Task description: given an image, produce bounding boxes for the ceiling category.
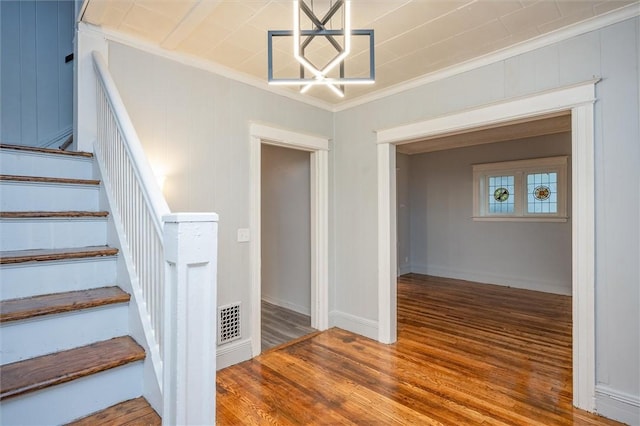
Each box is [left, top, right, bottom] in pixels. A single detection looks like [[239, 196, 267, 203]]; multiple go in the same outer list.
[[81, 0, 638, 107], [396, 112, 571, 154]]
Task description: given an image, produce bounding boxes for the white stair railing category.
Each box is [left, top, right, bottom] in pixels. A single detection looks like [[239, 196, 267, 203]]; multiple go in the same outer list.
[[93, 51, 169, 357], [92, 51, 217, 425]]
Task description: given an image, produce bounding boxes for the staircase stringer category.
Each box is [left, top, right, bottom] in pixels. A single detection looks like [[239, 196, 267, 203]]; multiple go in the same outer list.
[[95, 155, 163, 414]]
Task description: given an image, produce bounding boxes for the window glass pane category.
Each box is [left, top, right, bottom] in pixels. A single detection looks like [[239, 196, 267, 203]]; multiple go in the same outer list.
[[527, 172, 557, 214], [488, 175, 515, 214]]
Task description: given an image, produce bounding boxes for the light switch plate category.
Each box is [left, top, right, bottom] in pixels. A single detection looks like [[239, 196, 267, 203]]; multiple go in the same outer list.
[[237, 228, 250, 242]]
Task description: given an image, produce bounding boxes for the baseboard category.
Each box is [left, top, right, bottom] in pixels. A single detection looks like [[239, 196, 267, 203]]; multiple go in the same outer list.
[[410, 264, 571, 295], [595, 385, 640, 425], [261, 295, 310, 316], [216, 338, 252, 370], [398, 264, 412, 276], [329, 311, 378, 341]]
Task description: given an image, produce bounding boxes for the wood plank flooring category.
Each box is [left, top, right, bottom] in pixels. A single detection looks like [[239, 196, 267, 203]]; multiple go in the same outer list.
[[261, 301, 317, 351], [66, 397, 161, 426], [0, 143, 93, 158], [0, 246, 118, 264], [218, 274, 622, 425], [0, 336, 145, 400], [0, 211, 109, 218], [0, 286, 129, 323], [0, 174, 100, 185]]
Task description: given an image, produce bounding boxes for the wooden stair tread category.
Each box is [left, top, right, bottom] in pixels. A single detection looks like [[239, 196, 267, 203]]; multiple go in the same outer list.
[[0, 287, 130, 323], [0, 174, 100, 186], [0, 246, 118, 265], [0, 143, 93, 158], [0, 336, 145, 400], [0, 211, 109, 219], [66, 397, 161, 426]]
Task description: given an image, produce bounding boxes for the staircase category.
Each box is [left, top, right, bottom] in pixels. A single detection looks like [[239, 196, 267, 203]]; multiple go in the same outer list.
[[0, 144, 160, 425]]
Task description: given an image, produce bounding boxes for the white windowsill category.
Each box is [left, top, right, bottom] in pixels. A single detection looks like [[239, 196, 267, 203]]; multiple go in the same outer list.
[[472, 216, 569, 223]]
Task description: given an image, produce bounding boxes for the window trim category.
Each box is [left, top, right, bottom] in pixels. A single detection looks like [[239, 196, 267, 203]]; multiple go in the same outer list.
[[473, 156, 568, 222]]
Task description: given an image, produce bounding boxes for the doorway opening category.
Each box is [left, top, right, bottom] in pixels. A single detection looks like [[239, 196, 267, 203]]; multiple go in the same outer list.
[[260, 144, 316, 350], [377, 81, 597, 411], [249, 123, 330, 356], [397, 121, 572, 293]]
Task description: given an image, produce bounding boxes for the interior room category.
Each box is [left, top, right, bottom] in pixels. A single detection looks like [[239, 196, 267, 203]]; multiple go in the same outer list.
[[397, 121, 572, 296], [1, 1, 638, 425]]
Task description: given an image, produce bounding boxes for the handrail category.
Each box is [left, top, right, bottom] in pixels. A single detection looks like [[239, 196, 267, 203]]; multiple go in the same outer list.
[[92, 51, 170, 232], [91, 50, 218, 424], [92, 49, 168, 369]]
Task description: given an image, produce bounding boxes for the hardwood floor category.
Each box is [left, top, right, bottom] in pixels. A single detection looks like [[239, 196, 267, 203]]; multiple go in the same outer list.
[[1, 336, 145, 400], [218, 274, 622, 425], [67, 397, 161, 425], [261, 300, 317, 351]]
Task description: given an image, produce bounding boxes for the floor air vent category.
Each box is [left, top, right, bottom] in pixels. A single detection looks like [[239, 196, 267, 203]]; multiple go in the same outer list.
[[218, 302, 241, 344]]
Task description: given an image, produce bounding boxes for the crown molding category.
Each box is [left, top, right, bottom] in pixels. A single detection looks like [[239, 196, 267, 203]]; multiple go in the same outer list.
[[333, 2, 640, 112], [78, 23, 336, 112]]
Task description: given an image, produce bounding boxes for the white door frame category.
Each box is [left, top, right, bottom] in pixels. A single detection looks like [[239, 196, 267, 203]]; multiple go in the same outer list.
[[250, 123, 329, 356], [376, 80, 598, 412]]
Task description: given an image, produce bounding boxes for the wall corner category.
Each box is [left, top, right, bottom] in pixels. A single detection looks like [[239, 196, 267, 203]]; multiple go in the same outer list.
[[76, 24, 108, 153]]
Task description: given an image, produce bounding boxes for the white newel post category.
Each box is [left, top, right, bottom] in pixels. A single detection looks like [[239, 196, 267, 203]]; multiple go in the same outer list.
[[163, 213, 219, 426]]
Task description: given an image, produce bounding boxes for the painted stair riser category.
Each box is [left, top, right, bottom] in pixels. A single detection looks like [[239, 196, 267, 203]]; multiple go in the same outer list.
[[0, 218, 108, 251], [0, 304, 129, 364], [0, 149, 151, 423], [0, 257, 117, 300], [0, 362, 143, 426], [0, 182, 99, 211], [0, 151, 94, 180]]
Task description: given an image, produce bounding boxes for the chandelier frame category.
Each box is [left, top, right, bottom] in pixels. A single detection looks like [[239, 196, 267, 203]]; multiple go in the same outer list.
[[267, 0, 375, 96]]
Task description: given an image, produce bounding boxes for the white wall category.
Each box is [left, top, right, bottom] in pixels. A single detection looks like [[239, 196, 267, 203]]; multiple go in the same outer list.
[[407, 133, 572, 295], [333, 17, 639, 423], [101, 15, 638, 423], [396, 153, 411, 276], [1, 0, 74, 147], [106, 42, 333, 365], [261, 144, 311, 315]]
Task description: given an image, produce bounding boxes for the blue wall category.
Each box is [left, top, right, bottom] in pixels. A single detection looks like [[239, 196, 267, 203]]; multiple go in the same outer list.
[[1, 1, 74, 147]]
